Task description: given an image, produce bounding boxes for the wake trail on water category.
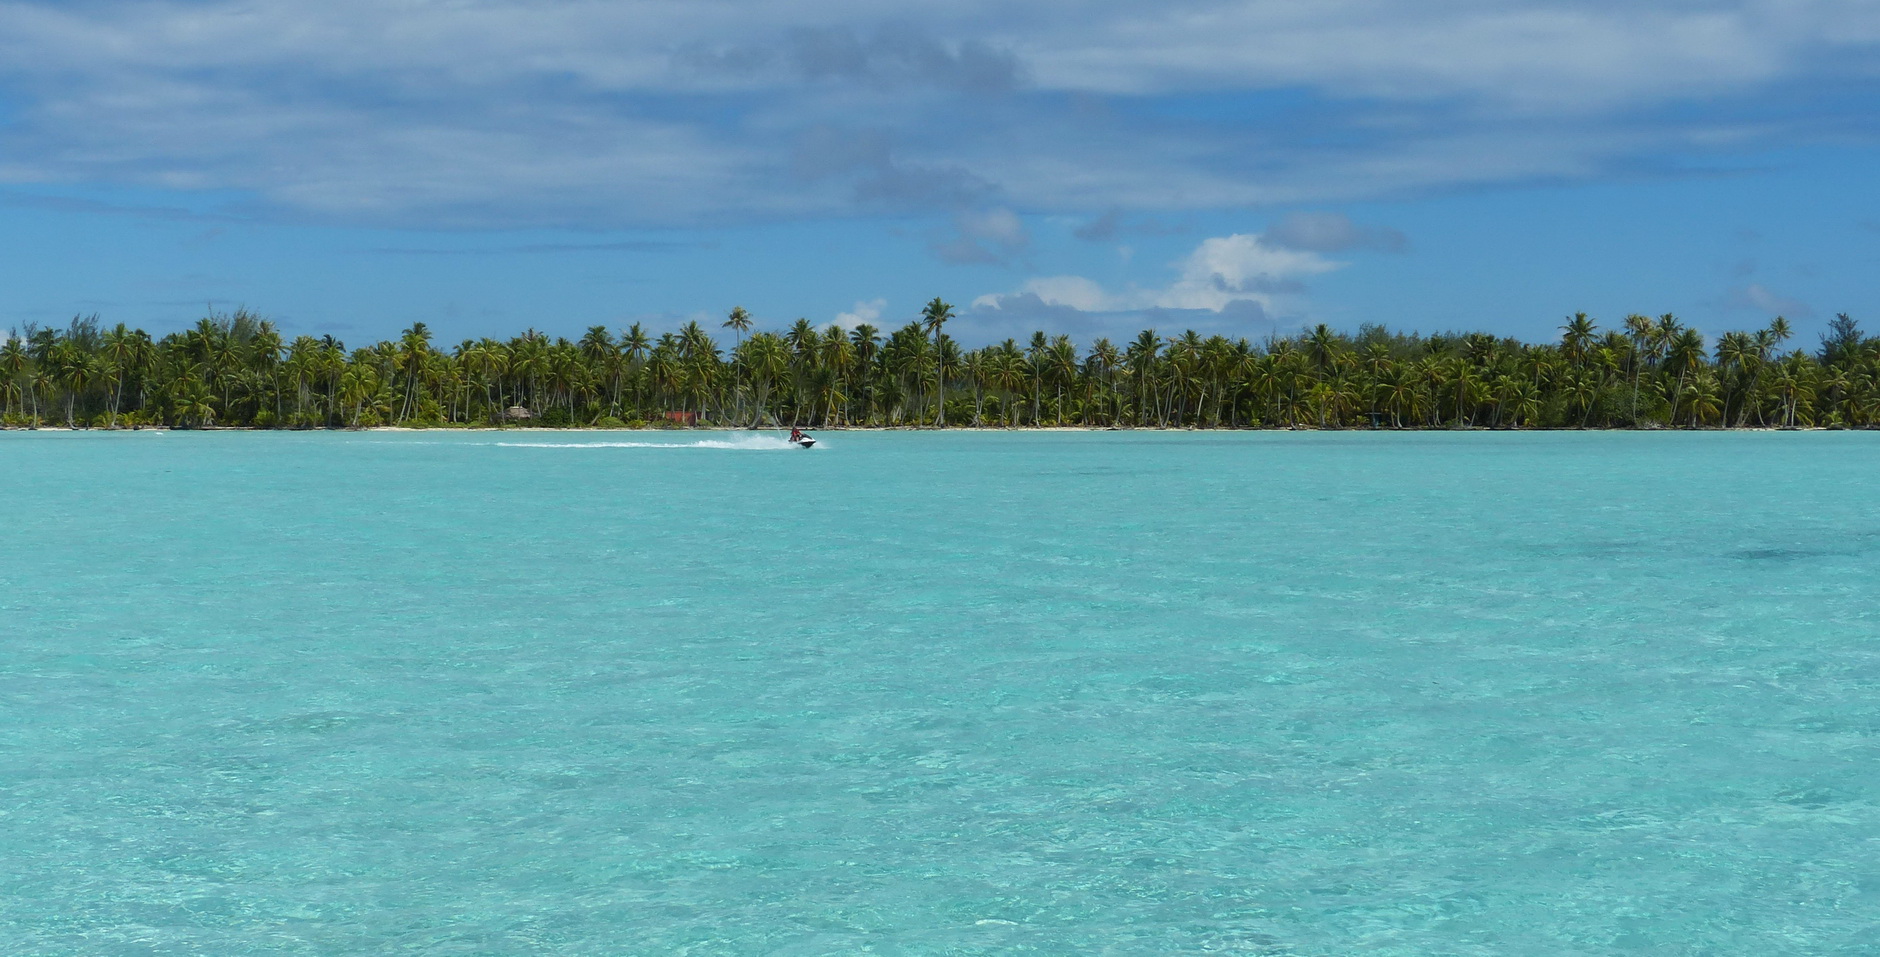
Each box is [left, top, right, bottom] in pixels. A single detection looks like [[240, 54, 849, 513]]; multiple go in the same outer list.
[[490, 434, 804, 451]]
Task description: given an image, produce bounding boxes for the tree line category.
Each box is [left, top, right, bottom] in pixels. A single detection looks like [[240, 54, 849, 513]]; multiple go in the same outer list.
[[2, 299, 1874, 430]]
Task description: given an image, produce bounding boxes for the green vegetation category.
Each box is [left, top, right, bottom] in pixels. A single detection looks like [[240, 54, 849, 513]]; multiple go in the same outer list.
[[2, 308, 1873, 430]]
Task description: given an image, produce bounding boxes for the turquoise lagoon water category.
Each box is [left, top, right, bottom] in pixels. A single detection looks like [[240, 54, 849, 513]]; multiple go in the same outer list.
[[3, 430, 1877, 955]]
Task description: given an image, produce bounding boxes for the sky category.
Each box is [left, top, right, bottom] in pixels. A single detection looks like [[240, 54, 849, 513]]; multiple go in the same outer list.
[[1, 0, 1877, 348]]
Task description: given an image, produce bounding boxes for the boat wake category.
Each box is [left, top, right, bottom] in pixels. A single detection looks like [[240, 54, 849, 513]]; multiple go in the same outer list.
[[492, 434, 804, 451]]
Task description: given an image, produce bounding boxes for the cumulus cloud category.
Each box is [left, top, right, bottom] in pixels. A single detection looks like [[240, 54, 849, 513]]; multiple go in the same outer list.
[[1007, 276, 1114, 312], [966, 232, 1339, 340], [1159, 234, 1338, 310], [959, 289, 1280, 345], [833, 297, 888, 329], [0, 0, 1875, 227]]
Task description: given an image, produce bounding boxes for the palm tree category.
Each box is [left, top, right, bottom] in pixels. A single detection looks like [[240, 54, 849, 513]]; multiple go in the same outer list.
[[1378, 354, 1414, 426], [1024, 331, 1050, 426], [1560, 312, 1596, 366], [847, 323, 881, 424], [920, 297, 956, 426], [1687, 371, 1723, 427], [711, 311, 749, 418], [1306, 324, 1340, 373], [1, 336, 29, 421], [578, 326, 621, 415], [785, 319, 818, 361], [740, 333, 787, 426], [818, 327, 855, 426], [1714, 331, 1754, 426], [175, 378, 216, 429], [963, 350, 989, 425], [1664, 327, 1706, 424], [1126, 329, 1159, 426], [619, 323, 650, 416], [99, 323, 140, 426], [1770, 357, 1812, 427], [722, 307, 752, 346], [248, 322, 284, 425], [992, 348, 1026, 427], [1768, 315, 1793, 353], [1622, 313, 1657, 424], [393, 323, 432, 423], [49, 340, 94, 427], [14, 303, 1880, 433]]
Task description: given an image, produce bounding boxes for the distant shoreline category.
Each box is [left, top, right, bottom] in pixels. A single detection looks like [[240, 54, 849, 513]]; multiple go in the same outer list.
[[6, 312, 1868, 431], [0, 424, 1837, 434]]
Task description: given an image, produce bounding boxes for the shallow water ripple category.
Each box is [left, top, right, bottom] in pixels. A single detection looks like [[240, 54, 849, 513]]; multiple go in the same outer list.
[[3, 430, 1878, 954]]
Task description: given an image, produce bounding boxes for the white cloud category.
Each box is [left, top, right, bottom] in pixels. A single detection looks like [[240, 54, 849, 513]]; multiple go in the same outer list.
[[833, 297, 887, 329], [1159, 234, 1340, 310], [977, 232, 1341, 317], [987, 276, 1112, 312], [0, 1, 1876, 226]]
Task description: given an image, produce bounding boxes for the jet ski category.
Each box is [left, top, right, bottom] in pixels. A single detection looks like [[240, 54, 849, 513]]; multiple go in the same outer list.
[[788, 431, 816, 448]]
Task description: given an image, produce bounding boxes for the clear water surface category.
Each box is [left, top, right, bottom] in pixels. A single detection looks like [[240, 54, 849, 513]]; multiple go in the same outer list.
[[3, 430, 1877, 955]]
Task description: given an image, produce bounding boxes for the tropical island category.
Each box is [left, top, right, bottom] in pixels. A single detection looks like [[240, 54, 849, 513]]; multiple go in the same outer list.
[[1, 298, 1870, 430]]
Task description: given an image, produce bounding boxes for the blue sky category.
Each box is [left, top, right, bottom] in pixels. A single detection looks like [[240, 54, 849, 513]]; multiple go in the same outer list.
[[1, 0, 1877, 347]]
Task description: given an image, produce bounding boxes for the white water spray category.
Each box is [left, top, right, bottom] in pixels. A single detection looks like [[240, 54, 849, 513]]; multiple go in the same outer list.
[[491, 433, 806, 451]]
